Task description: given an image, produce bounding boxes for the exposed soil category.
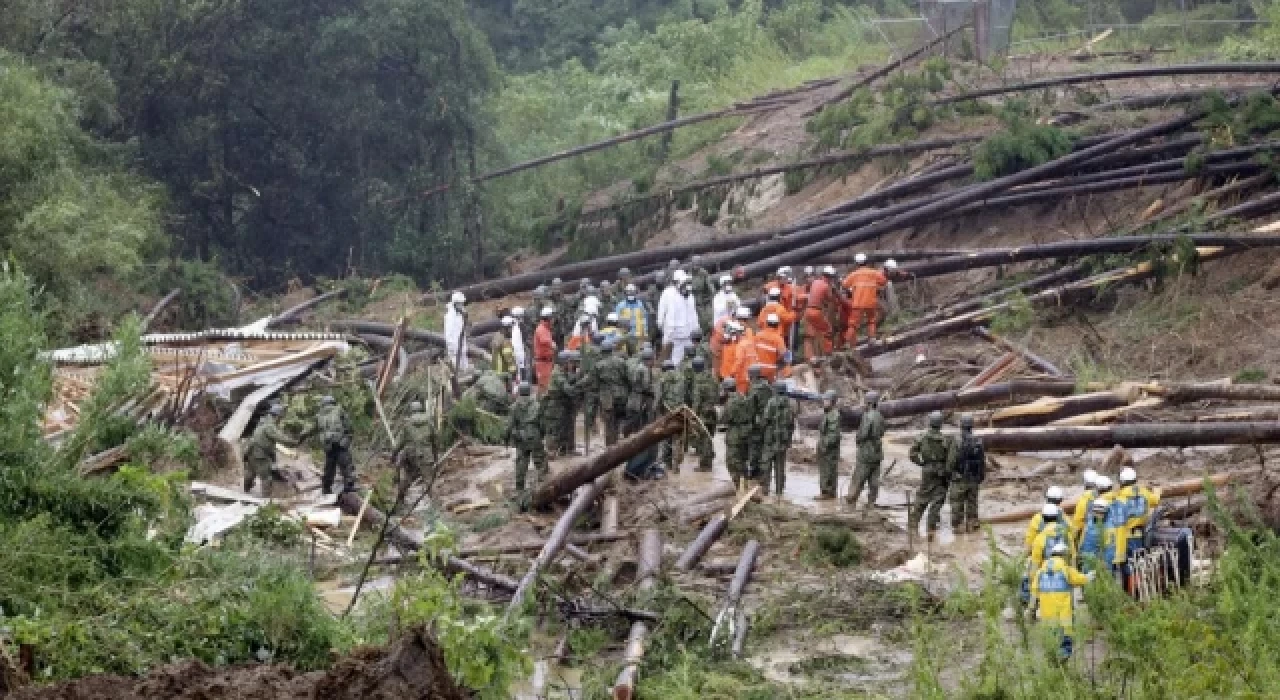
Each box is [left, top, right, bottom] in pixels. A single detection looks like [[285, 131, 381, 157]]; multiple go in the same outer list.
[[8, 628, 465, 700]]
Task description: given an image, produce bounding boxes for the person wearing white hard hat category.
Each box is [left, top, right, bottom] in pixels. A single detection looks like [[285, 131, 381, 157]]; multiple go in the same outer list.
[[757, 286, 796, 342], [443, 291, 469, 371], [755, 312, 789, 383], [1115, 466, 1160, 568], [802, 265, 839, 358], [1031, 538, 1093, 661], [1030, 503, 1075, 571], [1077, 493, 1111, 573], [510, 307, 529, 381], [712, 275, 740, 324], [1025, 485, 1067, 548], [491, 317, 518, 378], [656, 268, 685, 362], [841, 253, 889, 346], [533, 306, 557, 391], [1069, 469, 1100, 540]]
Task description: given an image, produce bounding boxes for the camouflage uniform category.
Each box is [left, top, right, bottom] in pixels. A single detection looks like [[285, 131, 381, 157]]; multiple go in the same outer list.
[[745, 378, 774, 480], [397, 410, 438, 487], [317, 403, 355, 494], [689, 371, 721, 472], [543, 365, 580, 456], [579, 342, 601, 442], [848, 407, 886, 508], [625, 356, 655, 436], [657, 366, 688, 472], [469, 371, 513, 416], [507, 394, 547, 494], [691, 268, 716, 328], [950, 432, 986, 531], [761, 392, 796, 495], [721, 390, 753, 484], [243, 414, 294, 498], [907, 426, 958, 535], [549, 292, 570, 345], [595, 349, 631, 446], [816, 406, 842, 497]]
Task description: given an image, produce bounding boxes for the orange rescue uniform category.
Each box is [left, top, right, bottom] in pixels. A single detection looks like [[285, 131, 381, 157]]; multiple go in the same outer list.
[[753, 327, 790, 382], [804, 277, 836, 358], [842, 266, 888, 344], [731, 328, 759, 394], [710, 316, 731, 377], [719, 336, 740, 383], [533, 320, 557, 391], [757, 301, 796, 339]]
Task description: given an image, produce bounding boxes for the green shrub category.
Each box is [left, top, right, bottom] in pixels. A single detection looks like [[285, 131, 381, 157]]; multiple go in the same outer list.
[[802, 525, 863, 568], [973, 116, 1072, 181]]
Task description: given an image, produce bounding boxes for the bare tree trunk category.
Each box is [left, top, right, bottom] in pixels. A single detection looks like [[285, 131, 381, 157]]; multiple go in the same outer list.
[[532, 412, 685, 508], [612, 530, 663, 700]]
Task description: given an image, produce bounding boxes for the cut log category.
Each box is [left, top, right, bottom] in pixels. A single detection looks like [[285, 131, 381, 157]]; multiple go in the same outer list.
[[972, 328, 1065, 377], [976, 421, 1280, 453], [800, 379, 1078, 430], [718, 540, 761, 658], [804, 26, 966, 115], [601, 496, 619, 536], [982, 468, 1260, 523], [932, 63, 1280, 106], [983, 390, 1135, 427], [269, 288, 349, 327], [612, 530, 663, 700], [532, 412, 686, 509], [1049, 397, 1166, 426], [320, 319, 491, 362], [335, 492, 517, 591], [963, 352, 1019, 389], [1149, 383, 1280, 403], [675, 514, 729, 572], [679, 498, 733, 526], [507, 476, 607, 619]]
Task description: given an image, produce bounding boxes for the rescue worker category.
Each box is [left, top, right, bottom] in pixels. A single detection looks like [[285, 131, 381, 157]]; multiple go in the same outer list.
[[580, 285, 601, 326], [443, 291, 469, 371], [1116, 467, 1160, 562], [656, 270, 684, 361], [491, 317, 518, 376], [595, 339, 631, 446], [657, 359, 688, 473], [565, 279, 589, 327], [688, 327, 712, 369], [950, 414, 986, 533], [543, 351, 580, 456], [718, 320, 742, 384], [841, 253, 888, 345], [534, 307, 557, 392], [730, 307, 759, 394], [243, 403, 296, 499], [815, 391, 842, 500], [709, 308, 732, 376], [625, 346, 656, 436], [646, 271, 665, 350], [579, 334, 603, 442], [745, 366, 773, 481], [1031, 541, 1094, 660], [758, 288, 797, 347], [674, 279, 700, 363], [689, 255, 716, 327], [1069, 470, 1100, 541], [848, 391, 885, 510], [754, 313, 790, 383], [548, 279, 571, 346], [712, 275, 740, 325], [599, 280, 617, 309], [510, 307, 528, 382], [566, 314, 592, 351], [1077, 498, 1112, 574], [803, 266, 839, 359], [761, 381, 796, 497], [907, 411, 957, 543], [1093, 476, 1128, 576], [600, 312, 624, 347], [720, 377, 752, 485], [1025, 486, 1067, 548], [466, 370, 513, 416], [395, 401, 438, 491], [317, 395, 355, 495], [1031, 503, 1076, 570], [688, 356, 720, 472], [615, 284, 649, 354], [506, 382, 546, 506]]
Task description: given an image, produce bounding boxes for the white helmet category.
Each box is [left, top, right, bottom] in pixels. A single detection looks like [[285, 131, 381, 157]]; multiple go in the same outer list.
[[1083, 469, 1098, 488], [511, 306, 525, 317], [540, 307, 554, 318], [451, 291, 466, 304], [804, 266, 814, 276], [1119, 467, 1137, 485], [1095, 476, 1113, 492], [719, 274, 732, 287], [822, 265, 836, 276], [606, 312, 619, 323], [673, 270, 688, 283], [735, 307, 752, 320], [767, 287, 781, 300], [500, 316, 514, 327], [625, 283, 638, 295], [885, 259, 898, 270], [1045, 486, 1065, 504], [854, 252, 867, 264], [1041, 503, 1061, 519], [777, 266, 793, 279], [726, 321, 743, 335], [1050, 541, 1069, 557], [766, 313, 780, 326]]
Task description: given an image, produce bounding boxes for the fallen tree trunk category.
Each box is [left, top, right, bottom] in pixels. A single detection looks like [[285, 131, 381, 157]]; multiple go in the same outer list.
[[893, 263, 1090, 336], [269, 288, 349, 327], [507, 476, 607, 619], [719, 540, 760, 655], [982, 468, 1261, 523], [800, 379, 1078, 430], [532, 412, 687, 509], [336, 493, 518, 591], [972, 327, 1066, 377], [981, 390, 1135, 427], [932, 63, 1280, 106], [976, 420, 1280, 452], [1128, 171, 1275, 233], [805, 26, 966, 115], [1149, 383, 1280, 403], [319, 319, 491, 362], [675, 514, 728, 572], [140, 288, 181, 332], [612, 530, 663, 700]]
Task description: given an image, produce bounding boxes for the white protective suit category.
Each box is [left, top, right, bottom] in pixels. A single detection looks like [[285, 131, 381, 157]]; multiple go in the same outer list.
[[661, 289, 698, 364], [712, 289, 741, 324], [443, 304, 469, 371], [511, 323, 526, 379]]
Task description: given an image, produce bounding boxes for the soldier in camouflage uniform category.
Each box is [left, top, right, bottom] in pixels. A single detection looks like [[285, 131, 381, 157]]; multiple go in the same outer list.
[[646, 271, 664, 350], [316, 395, 355, 495], [687, 327, 712, 369], [543, 351, 581, 456], [720, 378, 752, 485], [689, 255, 716, 329], [625, 346, 656, 436], [907, 411, 958, 542], [657, 359, 689, 473], [579, 333, 603, 445], [815, 391, 842, 499], [761, 381, 796, 496], [744, 365, 773, 481], [848, 390, 886, 511], [950, 414, 986, 533], [688, 357, 720, 472], [244, 403, 296, 499], [395, 401, 438, 491], [549, 278, 570, 345], [599, 280, 617, 310], [468, 370, 513, 416], [506, 382, 547, 506], [595, 339, 631, 446]]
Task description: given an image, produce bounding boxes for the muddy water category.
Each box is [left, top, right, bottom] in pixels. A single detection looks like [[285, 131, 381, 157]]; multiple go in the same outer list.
[[749, 633, 914, 685]]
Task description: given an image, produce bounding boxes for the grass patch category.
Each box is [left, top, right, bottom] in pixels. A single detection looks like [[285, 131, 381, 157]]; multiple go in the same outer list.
[[801, 525, 863, 568], [1234, 368, 1268, 384]]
